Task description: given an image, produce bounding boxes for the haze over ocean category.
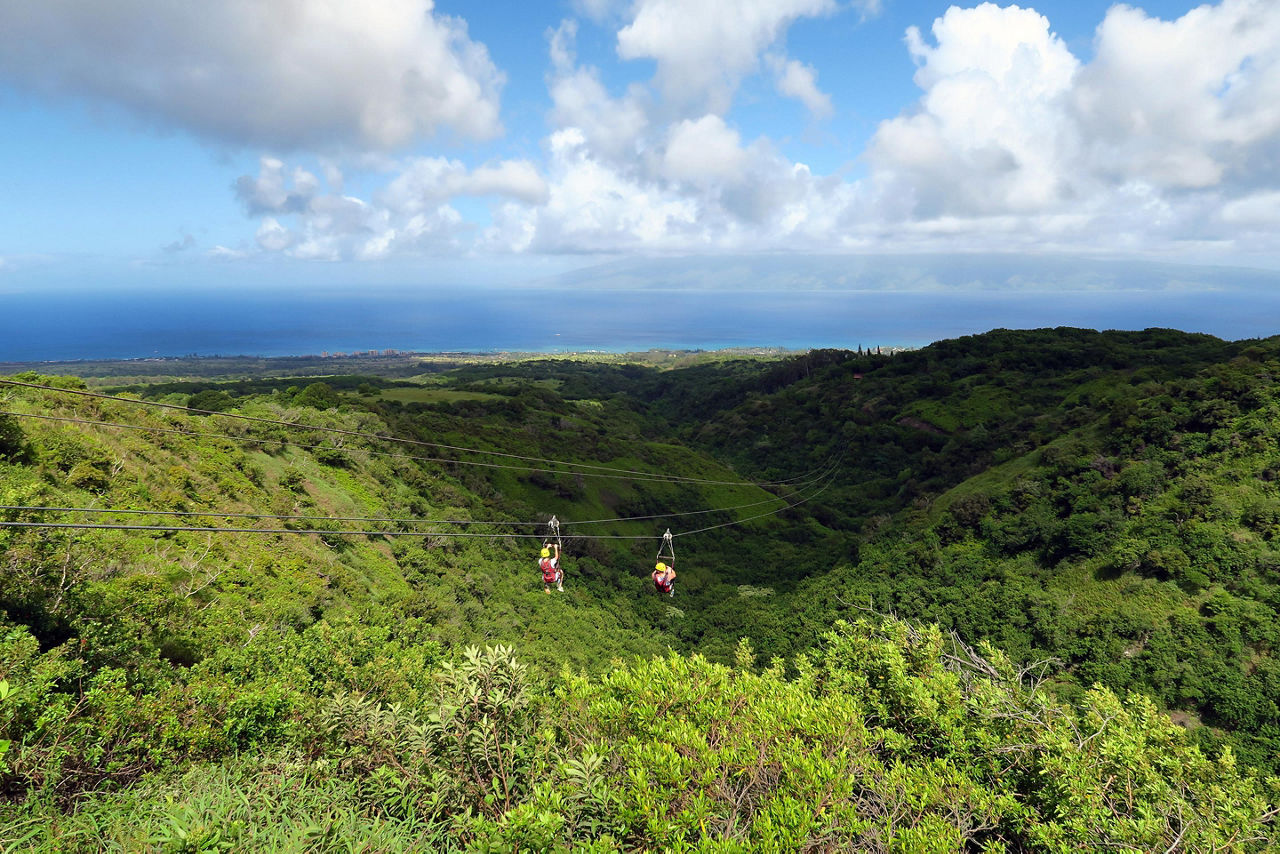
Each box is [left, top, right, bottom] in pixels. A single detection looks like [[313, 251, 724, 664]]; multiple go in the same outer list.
[[6, 286, 1280, 363]]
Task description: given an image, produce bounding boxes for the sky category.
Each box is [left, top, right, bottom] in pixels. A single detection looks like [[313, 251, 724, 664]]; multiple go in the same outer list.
[[1, 0, 1279, 293]]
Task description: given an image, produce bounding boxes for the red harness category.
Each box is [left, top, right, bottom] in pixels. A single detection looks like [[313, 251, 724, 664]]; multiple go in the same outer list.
[[540, 558, 560, 583]]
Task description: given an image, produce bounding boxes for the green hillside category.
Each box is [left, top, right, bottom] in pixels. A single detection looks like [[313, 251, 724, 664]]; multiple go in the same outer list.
[[639, 329, 1280, 773], [2, 328, 1280, 849]]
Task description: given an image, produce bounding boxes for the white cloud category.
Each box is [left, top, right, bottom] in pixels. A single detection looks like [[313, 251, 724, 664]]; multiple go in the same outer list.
[[487, 119, 863, 254], [207, 245, 249, 261], [497, 128, 700, 253], [768, 55, 833, 118], [231, 154, 546, 261], [0, 0, 504, 150], [235, 158, 321, 215], [255, 218, 294, 253], [380, 157, 549, 213], [548, 20, 651, 162], [1221, 191, 1280, 226], [514, 10, 859, 254], [210, 1, 1280, 266], [869, 3, 1081, 216], [859, 0, 1280, 262], [662, 116, 750, 184], [466, 162, 550, 204], [516, 1, 1280, 262], [617, 0, 836, 113], [1073, 0, 1280, 190]]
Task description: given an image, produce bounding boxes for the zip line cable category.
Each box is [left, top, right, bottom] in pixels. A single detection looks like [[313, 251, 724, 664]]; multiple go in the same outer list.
[[0, 522, 657, 539], [0, 409, 807, 487], [0, 377, 844, 545], [0, 506, 548, 526], [0, 468, 840, 542], [0, 461, 836, 528], [675, 470, 837, 537], [0, 379, 817, 487], [0, 409, 829, 491]]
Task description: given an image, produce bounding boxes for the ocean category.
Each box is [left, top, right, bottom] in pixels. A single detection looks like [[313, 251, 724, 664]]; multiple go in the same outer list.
[[3, 286, 1279, 362]]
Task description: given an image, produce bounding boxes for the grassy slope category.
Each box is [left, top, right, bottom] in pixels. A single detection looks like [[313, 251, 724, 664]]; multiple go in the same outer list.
[[0, 376, 719, 670]]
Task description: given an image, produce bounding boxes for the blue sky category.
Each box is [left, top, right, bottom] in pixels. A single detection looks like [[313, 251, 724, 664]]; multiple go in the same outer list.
[[1, 0, 1278, 293]]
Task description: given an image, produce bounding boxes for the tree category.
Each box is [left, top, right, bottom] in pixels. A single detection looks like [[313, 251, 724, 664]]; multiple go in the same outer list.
[[186, 389, 234, 413], [293, 382, 341, 410], [0, 413, 30, 463]]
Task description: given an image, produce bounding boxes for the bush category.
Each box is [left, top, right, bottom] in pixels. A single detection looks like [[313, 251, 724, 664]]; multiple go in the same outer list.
[[186, 389, 235, 413], [0, 414, 31, 464], [65, 461, 109, 492], [293, 383, 341, 410]]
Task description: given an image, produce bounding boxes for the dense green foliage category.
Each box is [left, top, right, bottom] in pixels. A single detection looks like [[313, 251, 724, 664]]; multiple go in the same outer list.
[[4, 327, 1280, 848], [6, 621, 1276, 851], [647, 329, 1280, 771]]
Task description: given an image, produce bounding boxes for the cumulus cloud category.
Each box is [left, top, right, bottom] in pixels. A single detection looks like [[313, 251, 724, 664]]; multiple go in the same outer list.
[[1073, 0, 1280, 190], [483, 121, 862, 255], [0, 0, 504, 150], [548, 20, 651, 162], [768, 55, 834, 118], [869, 4, 1081, 217], [255, 218, 294, 253], [515, 128, 700, 252], [508, 11, 861, 254], [231, 153, 546, 260], [217, 0, 1280, 265], [858, 0, 1280, 262], [519, 0, 1280, 261], [381, 157, 548, 212], [1221, 191, 1280, 226], [235, 158, 322, 215], [662, 116, 750, 184], [617, 0, 836, 113]]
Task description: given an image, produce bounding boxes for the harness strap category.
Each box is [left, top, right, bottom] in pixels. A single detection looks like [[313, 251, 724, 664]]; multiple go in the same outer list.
[[655, 528, 675, 564]]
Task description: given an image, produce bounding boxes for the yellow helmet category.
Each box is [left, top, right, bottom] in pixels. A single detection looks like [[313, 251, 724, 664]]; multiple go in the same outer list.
[[655, 562, 667, 572], [541, 547, 551, 558]]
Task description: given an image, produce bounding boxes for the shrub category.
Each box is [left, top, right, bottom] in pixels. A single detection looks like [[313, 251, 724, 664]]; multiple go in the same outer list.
[[0, 414, 31, 464], [186, 390, 235, 413]]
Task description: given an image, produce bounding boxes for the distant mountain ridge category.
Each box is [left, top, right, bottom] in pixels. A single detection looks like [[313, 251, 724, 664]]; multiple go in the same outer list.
[[531, 252, 1280, 292]]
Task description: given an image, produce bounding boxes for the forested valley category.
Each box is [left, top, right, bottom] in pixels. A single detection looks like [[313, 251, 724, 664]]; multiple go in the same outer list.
[[2, 327, 1278, 851]]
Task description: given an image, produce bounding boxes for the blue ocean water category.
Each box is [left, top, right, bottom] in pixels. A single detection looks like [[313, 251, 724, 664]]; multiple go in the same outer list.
[[2, 286, 1279, 362]]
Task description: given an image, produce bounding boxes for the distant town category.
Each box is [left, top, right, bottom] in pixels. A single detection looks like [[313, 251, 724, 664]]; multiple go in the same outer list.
[[317, 349, 408, 358]]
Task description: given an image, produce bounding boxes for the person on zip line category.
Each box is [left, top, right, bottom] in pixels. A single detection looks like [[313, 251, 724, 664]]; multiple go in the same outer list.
[[652, 560, 676, 597], [539, 542, 563, 594]]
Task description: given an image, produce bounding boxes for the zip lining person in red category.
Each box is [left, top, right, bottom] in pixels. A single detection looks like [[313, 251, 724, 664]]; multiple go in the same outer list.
[[539, 542, 563, 594], [652, 560, 676, 597]]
